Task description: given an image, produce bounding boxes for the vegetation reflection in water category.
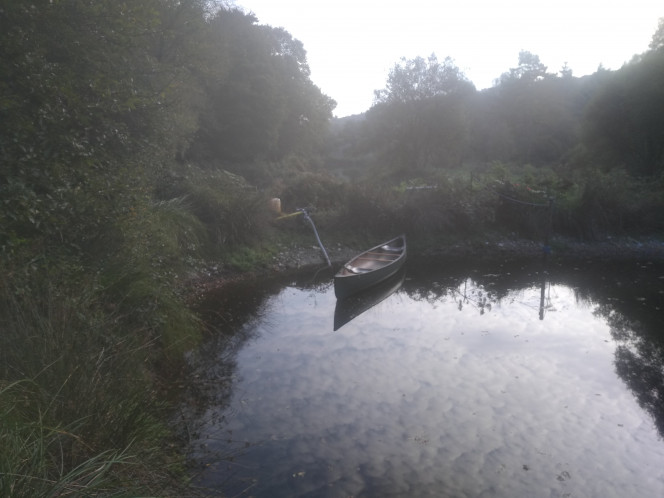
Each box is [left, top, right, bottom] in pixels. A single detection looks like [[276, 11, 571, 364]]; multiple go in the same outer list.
[[188, 257, 664, 497]]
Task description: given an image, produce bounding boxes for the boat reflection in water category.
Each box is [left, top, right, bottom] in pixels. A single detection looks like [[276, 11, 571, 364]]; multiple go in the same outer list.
[[334, 268, 405, 330]]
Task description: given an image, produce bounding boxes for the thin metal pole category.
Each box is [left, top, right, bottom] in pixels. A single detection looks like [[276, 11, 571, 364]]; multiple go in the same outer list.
[[540, 197, 554, 320], [544, 197, 554, 249], [299, 209, 331, 267]]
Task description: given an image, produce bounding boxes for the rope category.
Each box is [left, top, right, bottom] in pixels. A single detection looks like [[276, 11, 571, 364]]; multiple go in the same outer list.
[[275, 211, 304, 220], [486, 187, 555, 254], [489, 188, 551, 208]]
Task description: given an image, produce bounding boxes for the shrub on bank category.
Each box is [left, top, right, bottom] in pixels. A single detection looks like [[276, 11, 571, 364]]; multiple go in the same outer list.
[[308, 164, 663, 244], [553, 168, 664, 239]]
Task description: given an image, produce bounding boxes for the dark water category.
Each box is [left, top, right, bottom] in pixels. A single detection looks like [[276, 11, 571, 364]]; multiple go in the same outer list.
[[186, 256, 664, 497]]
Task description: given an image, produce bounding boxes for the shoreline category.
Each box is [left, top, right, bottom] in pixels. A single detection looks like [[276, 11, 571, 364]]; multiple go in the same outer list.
[[272, 235, 664, 271], [186, 235, 664, 299]]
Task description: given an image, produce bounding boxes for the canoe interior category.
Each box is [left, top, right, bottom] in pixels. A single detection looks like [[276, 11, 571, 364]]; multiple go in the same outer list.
[[334, 235, 406, 298], [337, 236, 406, 276]]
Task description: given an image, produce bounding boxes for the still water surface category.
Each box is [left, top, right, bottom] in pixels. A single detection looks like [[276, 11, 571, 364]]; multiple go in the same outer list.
[[188, 257, 664, 497]]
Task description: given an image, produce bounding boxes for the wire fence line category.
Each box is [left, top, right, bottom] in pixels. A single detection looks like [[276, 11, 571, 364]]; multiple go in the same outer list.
[[487, 187, 555, 252], [489, 188, 553, 208]]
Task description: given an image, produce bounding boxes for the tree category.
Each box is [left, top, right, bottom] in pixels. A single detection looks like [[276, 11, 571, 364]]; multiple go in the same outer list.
[[187, 9, 334, 166], [500, 50, 550, 84], [264, 26, 336, 158], [649, 17, 664, 51], [583, 49, 664, 177], [363, 54, 475, 177], [486, 51, 580, 165], [0, 0, 210, 259], [373, 54, 474, 105], [560, 62, 573, 79], [363, 55, 475, 177]]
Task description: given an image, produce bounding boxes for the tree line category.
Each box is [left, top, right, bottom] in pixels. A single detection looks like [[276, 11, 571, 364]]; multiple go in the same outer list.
[[333, 44, 664, 183], [326, 29, 664, 238]]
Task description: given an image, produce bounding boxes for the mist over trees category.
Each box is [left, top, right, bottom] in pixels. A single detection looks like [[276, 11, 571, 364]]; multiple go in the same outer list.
[[337, 45, 664, 181], [329, 36, 664, 238]]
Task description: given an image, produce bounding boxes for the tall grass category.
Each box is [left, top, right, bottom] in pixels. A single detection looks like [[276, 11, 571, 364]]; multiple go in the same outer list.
[[0, 262, 192, 494], [304, 164, 663, 244], [310, 173, 498, 242], [156, 165, 272, 250], [1, 379, 133, 496], [553, 168, 664, 239]]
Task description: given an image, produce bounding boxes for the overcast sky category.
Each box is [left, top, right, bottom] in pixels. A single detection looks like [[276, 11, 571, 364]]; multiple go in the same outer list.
[[233, 1, 662, 117]]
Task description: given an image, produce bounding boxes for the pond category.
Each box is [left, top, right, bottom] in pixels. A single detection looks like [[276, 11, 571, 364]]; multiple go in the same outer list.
[[185, 255, 664, 497]]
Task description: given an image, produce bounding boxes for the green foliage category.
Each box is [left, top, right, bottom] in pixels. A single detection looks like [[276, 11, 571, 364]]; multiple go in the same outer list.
[[335, 51, 591, 180], [364, 54, 475, 177], [649, 17, 664, 51], [225, 245, 279, 272], [319, 173, 497, 241], [279, 172, 346, 212], [374, 54, 475, 104], [157, 166, 272, 249], [2, 0, 664, 494], [0, 1, 329, 492], [0, 380, 133, 497], [113, 195, 205, 270], [584, 49, 664, 177], [0, 0, 206, 266], [365, 94, 471, 176], [187, 9, 335, 166], [328, 32, 664, 241], [335, 184, 400, 235], [554, 169, 664, 238], [499, 50, 551, 84], [0, 271, 187, 495]]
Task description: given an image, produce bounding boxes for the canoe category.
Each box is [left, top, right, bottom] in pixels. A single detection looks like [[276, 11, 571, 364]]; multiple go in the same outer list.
[[334, 268, 405, 330], [334, 235, 407, 299]]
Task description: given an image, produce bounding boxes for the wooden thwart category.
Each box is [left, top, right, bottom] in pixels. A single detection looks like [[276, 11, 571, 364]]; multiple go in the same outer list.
[[362, 252, 400, 259], [355, 256, 399, 263]]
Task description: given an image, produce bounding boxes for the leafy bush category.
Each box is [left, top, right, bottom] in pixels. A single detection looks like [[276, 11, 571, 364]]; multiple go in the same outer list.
[[554, 168, 664, 238], [157, 166, 272, 250], [0, 380, 133, 497], [279, 171, 346, 213]]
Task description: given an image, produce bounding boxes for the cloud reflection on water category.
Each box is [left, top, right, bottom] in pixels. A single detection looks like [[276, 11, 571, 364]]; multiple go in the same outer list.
[[190, 260, 664, 497]]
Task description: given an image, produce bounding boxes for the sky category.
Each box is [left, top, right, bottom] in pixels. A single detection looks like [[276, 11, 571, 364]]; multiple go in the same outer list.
[[233, 0, 663, 117]]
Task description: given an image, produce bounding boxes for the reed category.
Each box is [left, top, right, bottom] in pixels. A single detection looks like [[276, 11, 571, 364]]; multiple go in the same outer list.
[[0, 268, 190, 495], [0, 380, 132, 496]]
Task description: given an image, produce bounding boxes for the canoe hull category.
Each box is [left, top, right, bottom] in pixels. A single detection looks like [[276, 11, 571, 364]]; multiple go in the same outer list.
[[334, 235, 407, 299]]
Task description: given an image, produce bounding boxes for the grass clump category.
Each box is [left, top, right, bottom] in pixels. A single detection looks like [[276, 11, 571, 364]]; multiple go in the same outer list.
[[0, 380, 133, 497], [0, 259, 193, 495]]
